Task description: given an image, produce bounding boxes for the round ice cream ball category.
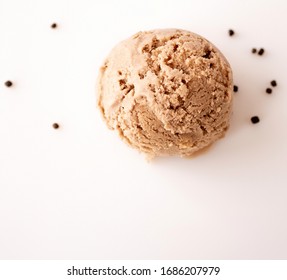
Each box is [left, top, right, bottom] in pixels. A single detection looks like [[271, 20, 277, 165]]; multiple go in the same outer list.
[[97, 29, 233, 157]]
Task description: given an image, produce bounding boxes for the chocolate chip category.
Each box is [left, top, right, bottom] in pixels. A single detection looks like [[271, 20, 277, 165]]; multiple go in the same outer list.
[[271, 80, 277, 87], [228, 29, 235, 36], [266, 88, 272, 94], [4, 80, 13, 87], [202, 50, 211, 59], [258, 48, 265, 55], [51, 23, 57, 29], [251, 116, 260, 124], [252, 48, 257, 53], [52, 123, 59, 129], [233, 85, 238, 92]]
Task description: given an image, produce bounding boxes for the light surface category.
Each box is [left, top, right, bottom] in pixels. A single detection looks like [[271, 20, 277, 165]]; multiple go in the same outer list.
[[0, 0, 286, 259]]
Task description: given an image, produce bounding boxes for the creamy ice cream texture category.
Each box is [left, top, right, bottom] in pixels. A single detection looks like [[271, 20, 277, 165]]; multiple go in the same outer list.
[[97, 29, 233, 157]]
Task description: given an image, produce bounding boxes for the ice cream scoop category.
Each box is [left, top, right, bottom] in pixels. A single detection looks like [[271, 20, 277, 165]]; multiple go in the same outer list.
[[97, 29, 233, 158]]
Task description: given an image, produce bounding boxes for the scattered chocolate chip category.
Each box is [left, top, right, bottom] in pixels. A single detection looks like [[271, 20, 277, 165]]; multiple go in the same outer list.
[[233, 85, 238, 92], [251, 116, 260, 124], [266, 88, 272, 94], [202, 50, 211, 59], [258, 48, 265, 55], [228, 29, 235, 36], [252, 48, 257, 53], [51, 23, 57, 29], [271, 80, 277, 87], [52, 123, 59, 129], [4, 80, 13, 87]]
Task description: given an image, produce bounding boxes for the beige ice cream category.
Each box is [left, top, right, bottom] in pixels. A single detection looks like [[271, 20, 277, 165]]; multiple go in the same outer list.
[[97, 29, 233, 157]]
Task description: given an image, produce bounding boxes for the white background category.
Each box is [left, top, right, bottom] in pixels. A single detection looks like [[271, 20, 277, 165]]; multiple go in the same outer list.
[[0, 0, 286, 259]]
